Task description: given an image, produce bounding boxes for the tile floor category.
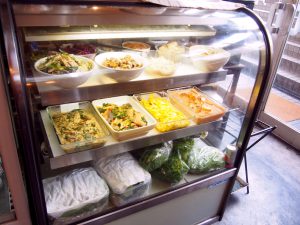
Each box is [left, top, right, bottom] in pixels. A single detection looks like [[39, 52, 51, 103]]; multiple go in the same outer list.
[[215, 131, 300, 225]]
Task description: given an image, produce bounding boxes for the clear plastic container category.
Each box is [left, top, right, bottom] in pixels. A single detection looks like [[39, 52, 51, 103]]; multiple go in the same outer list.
[[94, 153, 151, 207], [133, 91, 190, 132], [167, 86, 227, 124], [47, 101, 110, 153], [43, 168, 109, 221], [92, 96, 157, 141]]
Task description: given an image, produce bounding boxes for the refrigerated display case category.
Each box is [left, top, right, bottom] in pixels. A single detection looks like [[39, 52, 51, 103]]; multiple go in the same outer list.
[[0, 1, 272, 225]]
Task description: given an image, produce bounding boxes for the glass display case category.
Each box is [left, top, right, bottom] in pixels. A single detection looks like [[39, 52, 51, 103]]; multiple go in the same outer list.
[[0, 1, 272, 225]]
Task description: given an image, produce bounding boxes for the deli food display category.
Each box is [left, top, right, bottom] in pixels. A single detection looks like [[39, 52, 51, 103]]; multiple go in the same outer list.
[[44, 88, 227, 148], [6, 5, 271, 225]]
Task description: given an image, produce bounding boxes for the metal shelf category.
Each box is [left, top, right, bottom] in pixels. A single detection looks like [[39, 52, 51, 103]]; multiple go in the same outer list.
[[24, 25, 216, 42], [32, 67, 227, 106], [40, 110, 226, 169]]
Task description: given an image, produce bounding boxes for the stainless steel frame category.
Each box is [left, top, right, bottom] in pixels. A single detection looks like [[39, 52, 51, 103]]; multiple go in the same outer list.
[[0, 1, 48, 224], [1, 1, 273, 225], [259, 2, 300, 150]]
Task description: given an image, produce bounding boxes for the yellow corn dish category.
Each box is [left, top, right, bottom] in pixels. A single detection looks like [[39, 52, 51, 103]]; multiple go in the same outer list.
[[139, 94, 190, 132]]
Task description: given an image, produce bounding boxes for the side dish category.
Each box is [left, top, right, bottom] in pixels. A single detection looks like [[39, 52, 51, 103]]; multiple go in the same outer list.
[[37, 52, 93, 75], [138, 93, 190, 132], [60, 43, 97, 55], [102, 55, 143, 70], [52, 109, 106, 145], [167, 87, 227, 124], [189, 45, 230, 72], [98, 103, 148, 131], [122, 41, 151, 52], [157, 41, 185, 62], [145, 57, 176, 76]]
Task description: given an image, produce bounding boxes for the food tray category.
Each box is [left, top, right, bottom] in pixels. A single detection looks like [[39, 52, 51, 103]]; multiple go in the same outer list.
[[133, 91, 190, 132], [167, 86, 227, 124], [92, 96, 156, 141], [46, 101, 109, 153]]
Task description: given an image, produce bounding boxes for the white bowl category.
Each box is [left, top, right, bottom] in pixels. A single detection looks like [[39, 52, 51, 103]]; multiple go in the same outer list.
[[189, 45, 230, 72], [34, 56, 94, 89], [94, 52, 146, 82]]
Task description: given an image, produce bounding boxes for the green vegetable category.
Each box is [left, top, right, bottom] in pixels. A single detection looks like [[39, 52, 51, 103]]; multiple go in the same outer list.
[[38, 52, 92, 75], [173, 137, 194, 164], [188, 146, 225, 174], [154, 148, 189, 183], [139, 142, 172, 172]]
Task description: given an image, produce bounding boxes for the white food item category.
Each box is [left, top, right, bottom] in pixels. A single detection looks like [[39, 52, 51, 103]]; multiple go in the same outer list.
[[43, 168, 109, 219], [145, 57, 176, 76], [157, 41, 185, 62], [94, 152, 151, 195]]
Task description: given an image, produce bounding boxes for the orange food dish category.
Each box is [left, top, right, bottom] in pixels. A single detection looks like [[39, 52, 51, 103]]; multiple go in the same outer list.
[[167, 87, 227, 124], [122, 41, 150, 52]]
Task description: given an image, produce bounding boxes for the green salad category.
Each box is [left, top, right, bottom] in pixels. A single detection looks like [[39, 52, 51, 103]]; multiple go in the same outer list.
[[173, 137, 194, 164], [37, 52, 93, 75], [154, 148, 189, 183], [139, 142, 172, 172]]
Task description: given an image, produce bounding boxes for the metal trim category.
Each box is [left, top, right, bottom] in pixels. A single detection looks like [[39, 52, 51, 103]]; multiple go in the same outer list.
[[195, 216, 220, 225], [0, 1, 49, 224], [37, 70, 226, 106], [218, 7, 273, 219]]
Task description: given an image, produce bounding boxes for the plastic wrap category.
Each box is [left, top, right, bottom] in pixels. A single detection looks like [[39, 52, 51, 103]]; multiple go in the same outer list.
[[139, 141, 172, 172], [94, 153, 151, 206], [43, 167, 109, 221], [188, 146, 225, 174], [173, 137, 194, 164], [155, 148, 189, 183]]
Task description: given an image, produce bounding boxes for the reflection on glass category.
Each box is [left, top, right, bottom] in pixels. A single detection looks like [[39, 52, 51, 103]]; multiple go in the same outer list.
[[0, 158, 15, 223]]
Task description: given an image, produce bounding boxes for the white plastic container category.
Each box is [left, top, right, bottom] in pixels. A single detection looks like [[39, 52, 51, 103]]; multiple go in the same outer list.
[[92, 96, 157, 141]]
